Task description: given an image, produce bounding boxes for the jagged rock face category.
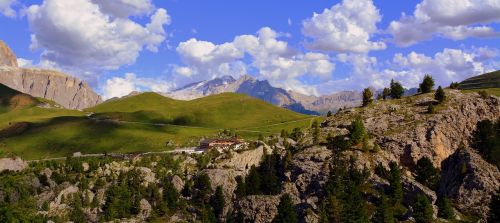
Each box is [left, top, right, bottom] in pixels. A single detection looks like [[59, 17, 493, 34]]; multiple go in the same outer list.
[[236, 195, 281, 223], [289, 90, 362, 114], [0, 41, 17, 67], [0, 66, 102, 110], [0, 157, 28, 172], [439, 148, 500, 219]]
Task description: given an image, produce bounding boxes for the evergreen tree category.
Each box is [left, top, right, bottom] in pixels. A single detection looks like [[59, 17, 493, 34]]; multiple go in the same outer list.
[[245, 165, 261, 195], [272, 194, 298, 223], [437, 197, 454, 220], [415, 157, 440, 190], [259, 154, 281, 195], [163, 179, 179, 210], [362, 88, 374, 106], [419, 75, 435, 93], [312, 120, 320, 145], [413, 195, 433, 223], [210, 186, 225, 218], [427, 104, 435, 114], [388, 162, 403, 205], [349, 118, 366, 145], [488, 188, 500, 223], [449, 82, 459, 89], [194, 173, 213, 204], [435, 86, 445, 103], [382, 88, 391, 100], [234, 176, 246, 198], [374, 194, 395, 223], [70, 194, 85, 223], [390, 80, 404, 99], [327, 111, 333, 117], [201, 205, 217, 223]]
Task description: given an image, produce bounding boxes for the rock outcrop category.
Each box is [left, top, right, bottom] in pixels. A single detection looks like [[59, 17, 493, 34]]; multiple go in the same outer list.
[[0, 41, 102, 110], [0, 157, 28, 172], [439, 148, 500, 219], [0, 40, 17, 67]]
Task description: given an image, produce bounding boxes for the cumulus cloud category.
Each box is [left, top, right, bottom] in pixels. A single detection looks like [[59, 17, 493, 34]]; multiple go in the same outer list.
[[175, 27, 335, 95], [389, 0, 500, 46], [320, 47, 498, 93], [102, 73, 173, 99], [0, 0, 16, 17], [26, 0, 170, 75], [301, 0, 386, 53]]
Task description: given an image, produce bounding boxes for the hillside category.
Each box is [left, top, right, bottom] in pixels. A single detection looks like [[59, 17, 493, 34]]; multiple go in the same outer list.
[[89, 92, 309, 129], [459, 70, 500, 89], [0, 92, 317, 159], [0, 83, 39, 112]]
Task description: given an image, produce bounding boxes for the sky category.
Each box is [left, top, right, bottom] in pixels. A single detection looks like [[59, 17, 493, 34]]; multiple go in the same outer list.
[[1, 0, 500, 99]]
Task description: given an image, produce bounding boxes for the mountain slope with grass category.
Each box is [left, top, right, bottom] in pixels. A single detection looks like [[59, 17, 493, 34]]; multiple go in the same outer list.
[[0, 92, 317, 159]]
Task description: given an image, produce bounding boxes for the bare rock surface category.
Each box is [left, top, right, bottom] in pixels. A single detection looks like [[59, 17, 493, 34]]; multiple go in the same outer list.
[[0, 41, 102, 110], [0, 40, 17, 67], [439, 148, 500, 219], [236, 195, 280, 223], [0, 157, 27, 172]]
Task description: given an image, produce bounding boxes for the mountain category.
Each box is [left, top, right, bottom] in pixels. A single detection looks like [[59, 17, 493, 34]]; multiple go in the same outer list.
[[0, 40, 102, 110], [459, 70, 500, 89], [165, 75, 363, 115], [0, 83, 39, 112]]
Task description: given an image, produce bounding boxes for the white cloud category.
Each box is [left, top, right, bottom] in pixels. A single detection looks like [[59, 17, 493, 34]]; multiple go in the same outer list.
[[175, 27, 335, 95], [26, 0, 170, 75], [91, 0, 154, 18], [301, 0, 386, 53], [0, 0, 16, 18], [389, 0, 500, 46], [102, 73, 173, 99]]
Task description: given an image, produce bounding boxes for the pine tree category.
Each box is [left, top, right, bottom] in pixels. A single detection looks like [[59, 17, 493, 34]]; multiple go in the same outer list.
[[194, 173, 213, 204], [349, 118, 366, 145], [245, 165, 261, 195], [438, 197, 454, 220], [327, 111, 333, 117], [413, 195, 433, 223], [210, 186, 225, 218], [163, 179, 179, 210], [419, 75, 435, 93], [382, 88, 391, 100], [312, 120, 320, 145], [362, 88, 374, 106], [488, 188, 500, 223], [415, 157, 440, 190], [388, 162, 403, 205], [390, 80, 404, 99], [374, 194, 395, 223], [435, 86, 445, 103], [234, 176, 246, 198], [272, 194, 298, 223]]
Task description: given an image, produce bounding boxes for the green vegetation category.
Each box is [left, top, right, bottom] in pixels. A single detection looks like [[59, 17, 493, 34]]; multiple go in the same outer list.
[[415, 157, 440, 190], [273, 194, 298, 223], [236, 152, 284, 196], [461, 88, 500, 97], [438, 197, 455, 220], [472, 118, 500, 168], [419, 75, 435, 93], [413, 195, 434, 223], [435, 86, 445, 103], [459, 70, 500, 90], [362, 88, 373, 106], [382, 88, 391, 100], [0, 92, 319, 159], [390, 80, 404, 99], [449, 82, 460, 89]]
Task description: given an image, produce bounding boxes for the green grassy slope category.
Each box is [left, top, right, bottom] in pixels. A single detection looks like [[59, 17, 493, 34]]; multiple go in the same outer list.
[[459, 70, 500, 89], [0, 92, 318, 159], [88, 92, 309, 128]]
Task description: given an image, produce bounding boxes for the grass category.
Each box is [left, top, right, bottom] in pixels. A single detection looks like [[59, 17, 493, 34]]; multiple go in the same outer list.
[[0, 92, 317, 159], [459, 70, 500, 89], [461, 88, 500, 97]]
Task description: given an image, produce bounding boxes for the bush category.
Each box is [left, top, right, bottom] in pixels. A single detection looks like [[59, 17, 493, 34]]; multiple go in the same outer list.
[[326, 111, 333, 117], [362, 88, 373, 106], [434, 86, 445, 103], [382, 88, 391, 100], [390, 80, 404, 99], [427, 104, 435, 114], [349, 118, 366, 145], [419, 75, 435, 93], [438, 197, 455, 220], [479, 90, 490, 99]]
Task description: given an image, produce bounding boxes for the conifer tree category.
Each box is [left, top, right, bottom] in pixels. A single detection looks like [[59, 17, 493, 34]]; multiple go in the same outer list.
[[349, 118, 366, 144], [210, 186, 225, 219], [435, 86, 445, 103], [413, 195, 433, 223], [419, 75, 435, 93], [312, 120, 320, 145], [382, 88, 391, 100], [388, 162, 403, 205], [374, 194, 395, 223], [362, 88, 374, 106], [438, 197, 454, 220], [390, 80, 404, 99], [272, 194, 298, 223], [415, 157, 440, 190], [327, 110, 333, 117]]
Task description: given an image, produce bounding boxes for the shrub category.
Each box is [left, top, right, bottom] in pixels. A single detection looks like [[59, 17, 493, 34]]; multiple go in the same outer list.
[[438, 197, 455, 220], [349, 118, 366, 145], [479, 90, 490, 99], [427, 104, 435, 114], [326, 111, 333, 117], [415, 157, 440, 190], [382, 88, 391, 100], [273, 194, 298, 223], [390, 80, 404, 99], [362, 88, 373, 106], [434, 86, 445, 103], [419, 75, 435, 93], [449, 82, 459, 89], [413, 195, 434, 223]]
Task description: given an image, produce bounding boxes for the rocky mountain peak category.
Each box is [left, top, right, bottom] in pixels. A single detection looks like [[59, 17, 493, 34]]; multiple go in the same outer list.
[[0, 40, 17, 67], [0, 40, 102, 110]]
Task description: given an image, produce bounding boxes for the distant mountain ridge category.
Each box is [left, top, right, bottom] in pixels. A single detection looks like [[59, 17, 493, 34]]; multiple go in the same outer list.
[[164, 75, 364, 114], [0, 40, 102, 110]]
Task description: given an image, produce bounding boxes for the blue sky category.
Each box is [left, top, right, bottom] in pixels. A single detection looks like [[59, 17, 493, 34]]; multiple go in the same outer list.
[[1, 0, 499, 98]]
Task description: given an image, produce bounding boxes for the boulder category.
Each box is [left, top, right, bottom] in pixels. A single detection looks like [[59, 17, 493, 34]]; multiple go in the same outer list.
[[236, 195, 280, 223], [0, 157, 27, 172]]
